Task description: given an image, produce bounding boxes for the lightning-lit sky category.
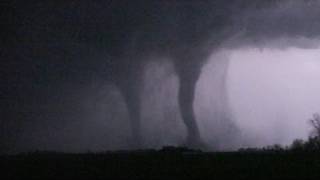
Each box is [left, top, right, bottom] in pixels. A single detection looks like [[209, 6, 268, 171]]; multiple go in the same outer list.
[[201, 47, 320, 147]]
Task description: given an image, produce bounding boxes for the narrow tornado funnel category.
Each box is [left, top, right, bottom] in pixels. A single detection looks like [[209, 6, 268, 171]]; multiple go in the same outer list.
[[174, 52, 205, 147]]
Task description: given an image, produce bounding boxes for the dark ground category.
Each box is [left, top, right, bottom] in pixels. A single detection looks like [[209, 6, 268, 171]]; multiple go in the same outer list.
[[1, 148, 320, 179]]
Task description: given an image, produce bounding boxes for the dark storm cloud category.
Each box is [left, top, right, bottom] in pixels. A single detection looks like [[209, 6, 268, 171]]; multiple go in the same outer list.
[[221, 0, 320, 49]]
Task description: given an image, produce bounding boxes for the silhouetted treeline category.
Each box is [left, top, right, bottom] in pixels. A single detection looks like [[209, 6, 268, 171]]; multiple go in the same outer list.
[[239, 113, 320, 153], [238, 137, 320, 153]]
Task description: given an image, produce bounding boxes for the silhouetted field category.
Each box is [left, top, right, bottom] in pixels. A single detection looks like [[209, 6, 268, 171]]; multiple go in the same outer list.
[[1, 148, 320, 179]]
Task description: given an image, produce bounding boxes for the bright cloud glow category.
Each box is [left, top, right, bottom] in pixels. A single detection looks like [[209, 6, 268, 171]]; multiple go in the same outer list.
[[228, 48, 320, 146]]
